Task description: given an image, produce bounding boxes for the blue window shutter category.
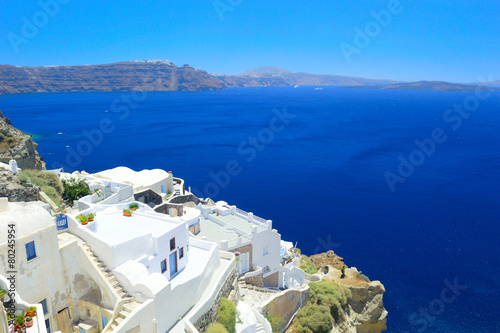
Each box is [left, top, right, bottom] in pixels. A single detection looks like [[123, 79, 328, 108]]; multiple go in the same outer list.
[[26, 241, 37, 261]]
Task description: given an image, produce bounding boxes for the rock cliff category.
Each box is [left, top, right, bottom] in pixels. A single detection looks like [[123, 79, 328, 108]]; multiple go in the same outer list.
[[0, 110, 45, 170], [0, 170, 40, 202], [286, 251, 387, 333], [320, 265, 387, 333]]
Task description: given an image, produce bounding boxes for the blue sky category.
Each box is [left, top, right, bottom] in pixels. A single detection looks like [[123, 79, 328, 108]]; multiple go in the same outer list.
[[0, 0, 498, 82]]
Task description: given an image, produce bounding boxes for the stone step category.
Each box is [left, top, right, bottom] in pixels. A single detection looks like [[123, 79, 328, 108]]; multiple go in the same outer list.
[[118, 312, 128, 319], [122, 307, 133, 313], [107, 275, 117, 283]]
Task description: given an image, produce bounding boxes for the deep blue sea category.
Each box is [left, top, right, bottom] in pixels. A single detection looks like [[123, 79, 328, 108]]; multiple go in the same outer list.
[[1, 87, 499, 332]]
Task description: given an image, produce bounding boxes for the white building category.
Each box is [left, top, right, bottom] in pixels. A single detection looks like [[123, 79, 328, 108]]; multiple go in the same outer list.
[[93, 167, 185, 202], [1, 180, 238, 333], [0, 198, 116, 333], [194, 201, 304, 289]]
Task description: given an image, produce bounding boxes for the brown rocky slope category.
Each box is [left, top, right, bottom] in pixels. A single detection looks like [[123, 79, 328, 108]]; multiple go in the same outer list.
[[0, 110, 45, 170]]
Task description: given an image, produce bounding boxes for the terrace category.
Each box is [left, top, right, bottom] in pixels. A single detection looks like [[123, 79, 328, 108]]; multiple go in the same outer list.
[[196, 205, 271, 250]]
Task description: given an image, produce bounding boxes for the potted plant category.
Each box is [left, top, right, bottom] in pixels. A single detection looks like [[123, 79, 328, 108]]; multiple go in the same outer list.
[[87, 212, 96, 222], [77, 214, 88, 225], [25, 306, 37, 317], [129, 203, 139, 211], [25, 316, 33, 328], [14, 314, 24, 331], [123, 209, 132, 217]]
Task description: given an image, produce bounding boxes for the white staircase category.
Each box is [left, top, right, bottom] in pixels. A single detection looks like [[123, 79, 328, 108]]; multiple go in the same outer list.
[[81, 244, 140, 331], [256, 322, 266, 333]]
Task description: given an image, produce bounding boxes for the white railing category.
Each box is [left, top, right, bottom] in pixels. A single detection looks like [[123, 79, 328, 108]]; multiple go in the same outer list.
[[235, 207, 248, 217], [244, 266, 262, 279]]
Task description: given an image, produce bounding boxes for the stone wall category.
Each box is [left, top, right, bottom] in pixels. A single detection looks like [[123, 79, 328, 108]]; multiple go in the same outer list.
[[0, 170, 39, 202], [154, 202, 183, 216], [134, 189, 162, 207], [262, 287, 310, 332], [263, 271, 279, 288], [168, 193, 203, 206], [194, 268, 239, 332], [245, 273, 264, 288]]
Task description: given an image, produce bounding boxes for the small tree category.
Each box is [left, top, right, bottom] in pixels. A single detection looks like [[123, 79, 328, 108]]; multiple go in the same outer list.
[[62, 177, 91, 205]]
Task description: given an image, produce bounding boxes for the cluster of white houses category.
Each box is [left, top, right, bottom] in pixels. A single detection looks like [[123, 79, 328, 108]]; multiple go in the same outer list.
[[0, 166, 305, 333]]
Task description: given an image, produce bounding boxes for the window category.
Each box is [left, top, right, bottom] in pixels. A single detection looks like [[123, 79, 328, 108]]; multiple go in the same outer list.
[[179, 247, 184, 259], [41, 298, 48, 314], [263, 246, 269, 256], [170, 238, 176, 251], [26, 241, 37, 261], [161, 259, 167, 273], [45, 318, 51, 333]]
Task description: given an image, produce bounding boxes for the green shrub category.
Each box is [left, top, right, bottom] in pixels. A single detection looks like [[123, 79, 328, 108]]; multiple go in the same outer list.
[[17, 172, 29, 182], [41, 186, 62, 209], [18, 170, 64, 207], [206, 323, 228, 333], [19, 170, 64, 194], [6, 132, 13, 137], [309, 281, 352, 322], [0, 133, 4, 142], [299, 255, 318, 274], [62, 177, 91, 205], [7, 137, 15, 144], [264, 312, 285, 332], [216, 298, 236, 333], [295, 304, 333, 333]]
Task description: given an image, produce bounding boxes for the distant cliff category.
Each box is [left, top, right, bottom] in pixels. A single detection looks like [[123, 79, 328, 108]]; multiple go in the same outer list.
[[0, 110, 45, 170], [0, 62, 395, 95], [0, 60, 224, 94], [344, 80, 499, 92]]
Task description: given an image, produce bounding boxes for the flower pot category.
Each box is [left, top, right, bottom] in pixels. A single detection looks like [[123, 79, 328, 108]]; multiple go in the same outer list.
[[82, 221, 88, 225], [26, 319, 33, 328], [88, 218, 94, 222], [123, 212, 132, 217], [130, 208, 137, 211]]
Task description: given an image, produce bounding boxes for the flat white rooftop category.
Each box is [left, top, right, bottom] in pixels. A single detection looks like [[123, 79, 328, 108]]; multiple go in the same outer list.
[[170, 243, 212, 289], [197, 213, 266, 242], [86, 206, 180, 245]]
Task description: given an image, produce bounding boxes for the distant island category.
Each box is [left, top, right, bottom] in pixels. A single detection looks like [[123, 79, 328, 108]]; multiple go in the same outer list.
[[0, 61, 497, 95], [0, 61, 395, 95], [343, 80, 499, 92]]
